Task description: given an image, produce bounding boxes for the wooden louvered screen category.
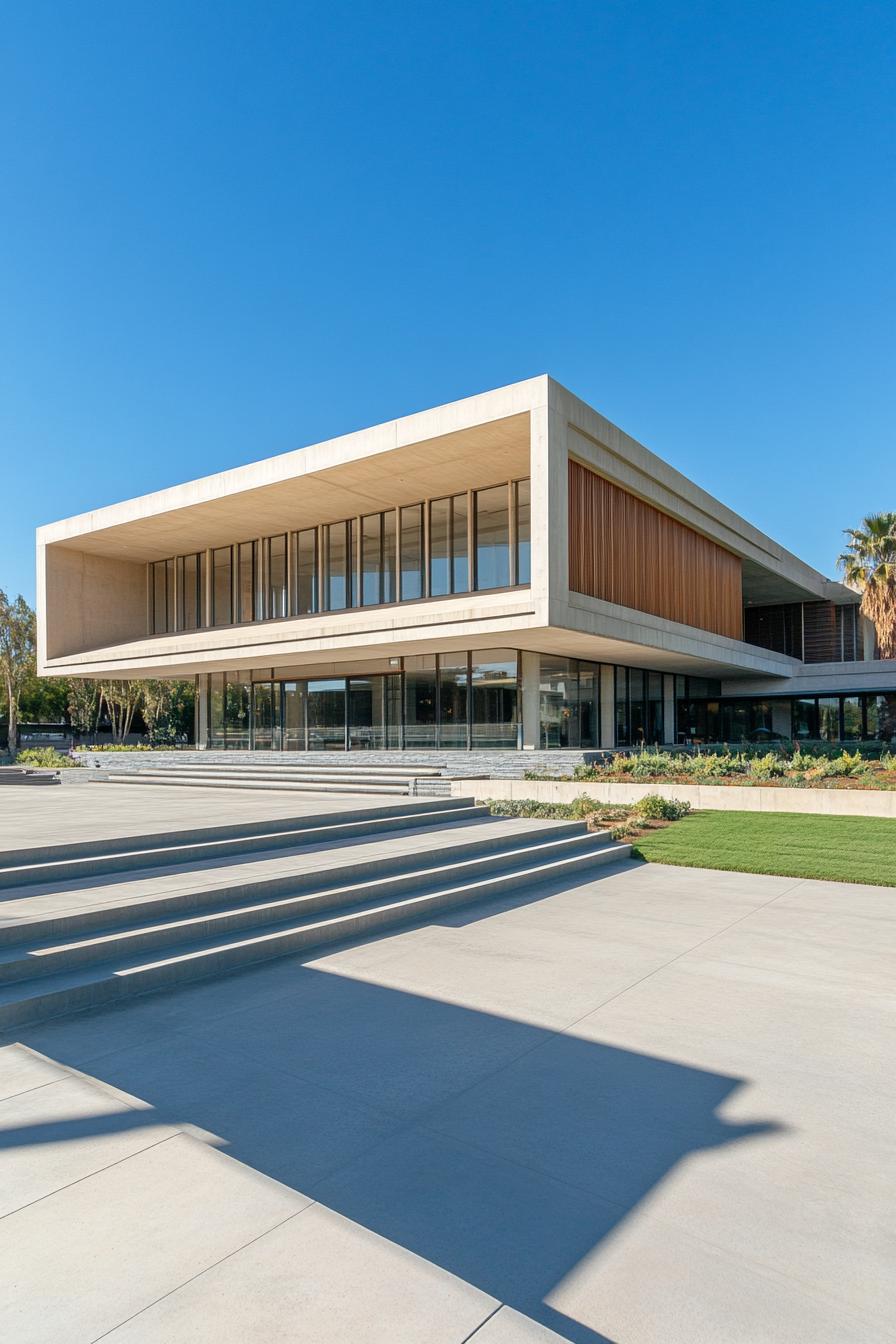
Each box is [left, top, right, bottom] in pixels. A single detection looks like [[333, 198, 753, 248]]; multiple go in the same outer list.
[[568, 459, 743, 640]]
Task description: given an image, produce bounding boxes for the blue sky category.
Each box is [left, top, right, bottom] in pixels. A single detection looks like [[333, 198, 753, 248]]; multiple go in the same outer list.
[[2, 1, 893, 604]]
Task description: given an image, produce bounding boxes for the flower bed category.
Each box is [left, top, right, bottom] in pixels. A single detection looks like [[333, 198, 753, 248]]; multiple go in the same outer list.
[[525, 747, 896, 790]]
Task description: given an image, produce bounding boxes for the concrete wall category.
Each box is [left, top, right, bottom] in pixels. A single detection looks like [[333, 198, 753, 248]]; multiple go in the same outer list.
[[449, 776, 896, 819], [41, 546, 147, 663]]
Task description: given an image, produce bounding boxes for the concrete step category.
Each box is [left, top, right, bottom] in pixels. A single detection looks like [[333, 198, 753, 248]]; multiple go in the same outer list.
[[0, 800, 485, 889], [0, 828, 609, 980], [0, 768, 61, 786], [0, 818, 590, 951], [96, 773, 414, 796], [101, 764, 446, 780], [0, 831, 632, 1028]]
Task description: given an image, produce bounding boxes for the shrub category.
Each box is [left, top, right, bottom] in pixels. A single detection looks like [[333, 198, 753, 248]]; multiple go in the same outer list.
[[76, 743, 154, 752], [16, 747, 80, 769], [634, 793, 691, 821], [746, 752, 789, 781], [801, 750, 869, 780]]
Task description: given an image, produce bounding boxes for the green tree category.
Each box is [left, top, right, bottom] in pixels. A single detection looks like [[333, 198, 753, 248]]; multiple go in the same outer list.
[[98, 681, 143, 742], [66, 679, 101, 738], [0, 591, 36, 756], [838, 513, 896, 660], [19, 671, 70, 722], [140, 680, 173, 744]]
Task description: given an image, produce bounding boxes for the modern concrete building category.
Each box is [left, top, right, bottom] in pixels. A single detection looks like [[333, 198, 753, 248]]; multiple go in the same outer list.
[[36, 376, 896, 752]]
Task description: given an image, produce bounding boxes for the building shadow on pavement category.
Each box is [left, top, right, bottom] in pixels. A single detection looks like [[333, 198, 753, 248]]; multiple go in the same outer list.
[[7, 966, 782, 1343]]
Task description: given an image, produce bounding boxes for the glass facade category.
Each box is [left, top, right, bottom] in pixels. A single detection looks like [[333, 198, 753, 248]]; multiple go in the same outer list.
[[206, 651, 519, 750], [205, 658, 895, 750], [150, 475, 530, 636], [474, 485, 511, 590], [266, 535, 288, 619], [538, 656, 600, 748], [614, 666, 665, 747], [678, 690, 896, 745]]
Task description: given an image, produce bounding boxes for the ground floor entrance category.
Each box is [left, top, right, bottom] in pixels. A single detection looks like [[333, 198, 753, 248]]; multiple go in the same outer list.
[[203, 648, 682, 751], [206, 650, 524, 751]]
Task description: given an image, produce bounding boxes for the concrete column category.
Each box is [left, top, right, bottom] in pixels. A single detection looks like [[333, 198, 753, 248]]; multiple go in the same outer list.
[[599, 664, 615, 748], [520, 650, 541, 749], [663, 674, 676, 744]]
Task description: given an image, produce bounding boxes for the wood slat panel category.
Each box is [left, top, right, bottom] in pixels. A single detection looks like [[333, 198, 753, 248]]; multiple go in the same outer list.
[[568, 460, 743, 640]]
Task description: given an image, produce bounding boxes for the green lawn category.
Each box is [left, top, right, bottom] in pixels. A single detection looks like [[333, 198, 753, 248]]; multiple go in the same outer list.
[[632, 810, 896, 887]]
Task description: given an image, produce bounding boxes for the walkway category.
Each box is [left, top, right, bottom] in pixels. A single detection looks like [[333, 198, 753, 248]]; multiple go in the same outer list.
[[0, 856, 892, 1341]]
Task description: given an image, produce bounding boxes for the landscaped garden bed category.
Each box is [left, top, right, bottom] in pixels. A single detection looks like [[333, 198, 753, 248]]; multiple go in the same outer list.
[[486, 792, 691, 841], [486, 793, 896, 886], [525, 745, 896, 790]]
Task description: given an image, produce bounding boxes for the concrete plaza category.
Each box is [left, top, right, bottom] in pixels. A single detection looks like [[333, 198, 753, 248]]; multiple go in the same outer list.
[[0, 792, 892, 1342]]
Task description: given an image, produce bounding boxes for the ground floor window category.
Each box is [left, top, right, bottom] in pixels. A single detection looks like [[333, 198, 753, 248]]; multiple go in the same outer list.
[[206, 649, 520, 750], [538, 656, 600, 748], [676, 691, 896, 745], [614, 666, 664, 748]]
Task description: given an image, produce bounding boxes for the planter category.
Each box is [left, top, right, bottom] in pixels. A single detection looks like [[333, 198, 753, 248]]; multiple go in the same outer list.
[[449, 778, 896, 819]]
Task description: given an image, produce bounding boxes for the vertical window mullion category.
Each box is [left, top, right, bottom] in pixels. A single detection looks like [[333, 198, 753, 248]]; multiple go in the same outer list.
[[509, 481, 517, 586]]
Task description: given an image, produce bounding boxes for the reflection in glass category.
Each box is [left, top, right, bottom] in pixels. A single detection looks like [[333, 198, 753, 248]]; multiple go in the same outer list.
[[382, 510, 397, 603], [208, 672, 225, 747], [452, 494, 469, 593], [362, 514, 383, 606], [515, 479, 531, 585], [307, 679, 346, 750], [791, 698, 818, 739], [213, 547, 232, 626], [296, 528, 318, 615], [429, 498, 451, 598], [579, 664, 598, 748], [817, 697, 840, 741], [842, 696, 862, 740], [348, 676, 398, 750], [252, 681, 280, 750], [267, 535, 287, 619], [238, 542, 256, 624], [866, 694, 896, 743], [400, 505, 424, 601], [615, 667, 630, 746], [439, 657, 469, 749], [224, 678, 250, 748], [404, 655, 437, 748], [324, 522, 349, 611], [474, 485, 510, 590], [177, 553, 202, 631], [471, 651, 518, 747], [539, 655, 577, 748]]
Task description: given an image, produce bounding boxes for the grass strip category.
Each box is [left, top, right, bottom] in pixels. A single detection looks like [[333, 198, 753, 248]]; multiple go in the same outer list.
[[632, 811, 896, 887]]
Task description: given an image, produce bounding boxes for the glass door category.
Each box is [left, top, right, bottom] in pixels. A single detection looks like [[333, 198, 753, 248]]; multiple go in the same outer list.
[[307, 678, 347, 750], [251, 682, 280, 750]]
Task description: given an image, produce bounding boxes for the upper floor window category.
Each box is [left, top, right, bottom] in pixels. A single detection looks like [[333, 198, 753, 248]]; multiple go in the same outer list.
[[149, 476, 530, 635]]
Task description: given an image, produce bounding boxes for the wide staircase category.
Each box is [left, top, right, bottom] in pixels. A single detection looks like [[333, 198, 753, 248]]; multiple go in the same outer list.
[[81, 749, 595, 796], [0, 798, 631, 1029], [92, 760, 451, 797]]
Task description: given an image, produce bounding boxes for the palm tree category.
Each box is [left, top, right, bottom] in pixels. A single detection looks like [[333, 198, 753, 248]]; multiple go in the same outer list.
[[838, 513, 896, 660]]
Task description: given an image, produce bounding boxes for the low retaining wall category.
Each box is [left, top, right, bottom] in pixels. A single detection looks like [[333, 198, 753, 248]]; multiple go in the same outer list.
[[449, 778, 896, 819]]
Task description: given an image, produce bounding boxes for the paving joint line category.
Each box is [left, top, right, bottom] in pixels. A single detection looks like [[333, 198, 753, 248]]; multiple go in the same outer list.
[[87, 1200, 320, 1344], [0, 1131, 180, 1224]]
